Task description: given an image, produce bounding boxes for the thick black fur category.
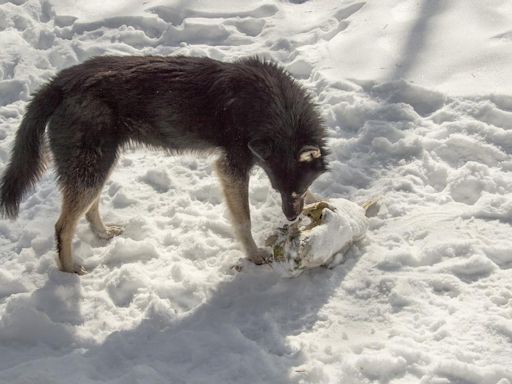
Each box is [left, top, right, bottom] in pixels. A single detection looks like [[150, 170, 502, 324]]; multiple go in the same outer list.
[[0, 55, 328, 220]]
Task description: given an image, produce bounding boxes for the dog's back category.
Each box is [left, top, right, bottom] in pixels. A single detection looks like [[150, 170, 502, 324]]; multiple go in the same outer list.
[[50, 56, 230, 151]]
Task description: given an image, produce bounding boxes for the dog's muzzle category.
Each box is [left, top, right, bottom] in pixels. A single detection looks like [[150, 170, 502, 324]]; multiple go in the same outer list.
[[282, 194, 305, 222]]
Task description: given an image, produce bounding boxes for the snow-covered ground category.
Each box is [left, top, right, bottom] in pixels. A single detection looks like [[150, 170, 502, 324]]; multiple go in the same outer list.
[[1, 0, 512, 383]]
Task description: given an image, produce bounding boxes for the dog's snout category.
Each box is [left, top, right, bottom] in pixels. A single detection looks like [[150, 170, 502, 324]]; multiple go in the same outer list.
[[282, 193, 304, 222], [285, 213, 299, 222]]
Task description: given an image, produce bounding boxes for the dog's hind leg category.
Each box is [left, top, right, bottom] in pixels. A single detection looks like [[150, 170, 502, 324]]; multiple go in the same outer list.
[[86, 196, 124, 240], [215, 156, 269, 265], [48, 97, 121, 273], [55, 186, 102, 274]]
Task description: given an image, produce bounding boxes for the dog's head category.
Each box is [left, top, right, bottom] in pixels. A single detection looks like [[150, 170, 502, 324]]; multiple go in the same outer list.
[[228, 57, 329, 221], [249, 140, 328, 221]]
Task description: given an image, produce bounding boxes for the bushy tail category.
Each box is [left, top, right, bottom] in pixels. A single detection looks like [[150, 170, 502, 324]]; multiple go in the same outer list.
[[0, 82, 62, 219]]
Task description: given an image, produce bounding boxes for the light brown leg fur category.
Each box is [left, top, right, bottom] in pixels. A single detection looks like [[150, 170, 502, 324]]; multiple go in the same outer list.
[[55, 188, 101, 274], [215, 158, 269, 264], [85, 197, 124, 240]]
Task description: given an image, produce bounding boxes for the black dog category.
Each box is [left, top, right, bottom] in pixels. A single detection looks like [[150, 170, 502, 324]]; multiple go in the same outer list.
[[0, 56, 328, 274]]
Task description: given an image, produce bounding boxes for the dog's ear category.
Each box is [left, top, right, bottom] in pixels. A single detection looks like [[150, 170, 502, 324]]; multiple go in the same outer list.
[[248, 139, 273, 162], [298, 145, 321, 162]]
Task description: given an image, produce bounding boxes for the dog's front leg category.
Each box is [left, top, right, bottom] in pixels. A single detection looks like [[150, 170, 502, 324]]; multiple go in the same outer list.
[[215, 157, 269, 264]]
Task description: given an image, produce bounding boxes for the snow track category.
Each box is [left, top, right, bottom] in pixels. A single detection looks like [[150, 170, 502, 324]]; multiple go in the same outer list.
[[1, 0, 511, 383]]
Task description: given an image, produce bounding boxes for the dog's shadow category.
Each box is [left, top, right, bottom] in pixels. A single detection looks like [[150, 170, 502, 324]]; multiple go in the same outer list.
[[82, 252, 360, 383], [0, 249, 359, 382]]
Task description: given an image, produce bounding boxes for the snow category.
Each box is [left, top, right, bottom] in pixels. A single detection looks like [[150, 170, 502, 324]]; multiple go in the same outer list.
[[1, 0, 511, 383]]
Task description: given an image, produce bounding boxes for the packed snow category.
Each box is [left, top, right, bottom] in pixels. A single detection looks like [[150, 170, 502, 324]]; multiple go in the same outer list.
[[1, 0, 512, 383]]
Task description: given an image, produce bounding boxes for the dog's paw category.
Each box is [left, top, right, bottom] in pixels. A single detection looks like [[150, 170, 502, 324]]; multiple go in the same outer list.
[[96, 225, 124, 240], [248, 247, 272, 265], [74, 264, 88, 275], [60, 263, 88, 275]]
